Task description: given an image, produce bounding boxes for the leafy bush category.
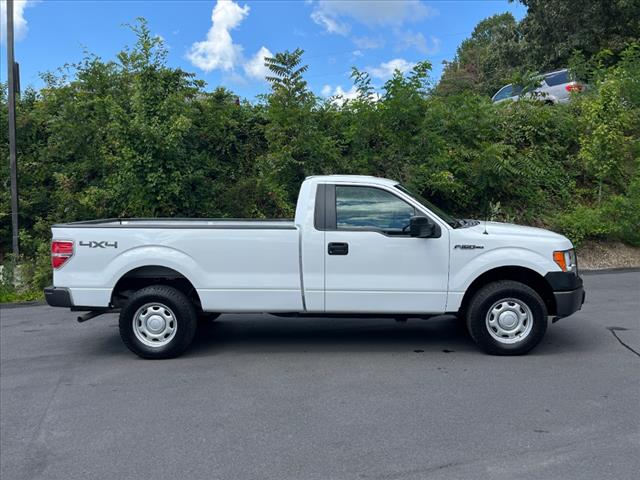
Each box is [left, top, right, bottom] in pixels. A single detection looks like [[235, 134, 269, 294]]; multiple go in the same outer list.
[[0, 21, 638, 296], [551, 205, 613, 247]]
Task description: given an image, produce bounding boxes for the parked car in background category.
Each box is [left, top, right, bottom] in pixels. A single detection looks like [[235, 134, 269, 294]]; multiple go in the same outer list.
[[492, 69, 585, 104]]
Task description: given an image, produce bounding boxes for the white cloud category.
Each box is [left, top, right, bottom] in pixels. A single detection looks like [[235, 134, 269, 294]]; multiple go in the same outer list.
[[187, 0, 250, 73], [352, 36, 384, 50], [352, 50, 363, 57], [243, 46, 273, 80], [0, 0, 35, 43], [187, 0, 272, 83], [322, 84, 360, 105], [369, 58, 416, 79], [322, 84, 380, 105], [225, 71, 247, 85], [397, 31, 441, 54], [311, 1, 437, 34], [333, 85, 360, 101], [311, 9, 350, 35]]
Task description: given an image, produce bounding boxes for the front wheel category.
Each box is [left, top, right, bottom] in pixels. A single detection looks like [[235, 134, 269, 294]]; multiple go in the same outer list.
[[119, 285, 198, 359], [466, 280, 548, 355]]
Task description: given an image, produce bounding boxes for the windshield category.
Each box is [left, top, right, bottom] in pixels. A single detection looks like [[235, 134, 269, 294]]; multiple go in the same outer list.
[[394, 184, 459, 228]]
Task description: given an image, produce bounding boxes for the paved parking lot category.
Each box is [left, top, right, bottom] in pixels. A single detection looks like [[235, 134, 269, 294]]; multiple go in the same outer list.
[[1, 271, 639, 480]]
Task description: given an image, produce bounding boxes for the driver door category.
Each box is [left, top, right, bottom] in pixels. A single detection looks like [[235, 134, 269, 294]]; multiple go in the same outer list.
[[323, 184, 449, 314]]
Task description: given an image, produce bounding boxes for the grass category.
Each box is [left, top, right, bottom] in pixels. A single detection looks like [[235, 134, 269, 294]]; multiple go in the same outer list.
[[0, 288, 43, 304]]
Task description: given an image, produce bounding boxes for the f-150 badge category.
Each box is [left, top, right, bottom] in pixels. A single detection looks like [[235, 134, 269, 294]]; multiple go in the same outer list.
[[454, 244, 484, 250]]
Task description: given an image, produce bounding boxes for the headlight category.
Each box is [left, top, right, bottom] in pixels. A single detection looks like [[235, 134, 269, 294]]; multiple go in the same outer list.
[[553, 248, 578, 274]]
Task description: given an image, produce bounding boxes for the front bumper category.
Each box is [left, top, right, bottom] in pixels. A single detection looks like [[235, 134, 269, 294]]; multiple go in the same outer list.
[[44, 286, 73, 308], [544, 272, 585, 319], [553, 287, 585, 318]]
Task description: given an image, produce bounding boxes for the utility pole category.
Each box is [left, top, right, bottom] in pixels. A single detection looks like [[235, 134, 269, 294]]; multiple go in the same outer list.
[[7, 0, 20, 257]]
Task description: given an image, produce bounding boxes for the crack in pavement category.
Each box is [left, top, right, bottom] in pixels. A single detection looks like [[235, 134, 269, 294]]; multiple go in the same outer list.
[[606, 327, 640, 358]]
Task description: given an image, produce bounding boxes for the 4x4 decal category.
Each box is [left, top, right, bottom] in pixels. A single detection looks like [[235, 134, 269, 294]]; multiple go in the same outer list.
[[79, 241, 118, 249]]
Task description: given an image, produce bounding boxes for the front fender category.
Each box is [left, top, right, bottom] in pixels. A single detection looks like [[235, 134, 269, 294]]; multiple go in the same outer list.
[[449, 246, 558, 294]]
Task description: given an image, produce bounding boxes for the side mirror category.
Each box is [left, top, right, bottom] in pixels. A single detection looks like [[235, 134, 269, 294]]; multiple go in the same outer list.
[[409, 216, 441, 238]]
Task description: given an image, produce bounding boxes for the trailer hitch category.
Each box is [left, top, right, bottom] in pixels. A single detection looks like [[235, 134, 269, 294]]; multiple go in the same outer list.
[[76, 309, 119, 323]]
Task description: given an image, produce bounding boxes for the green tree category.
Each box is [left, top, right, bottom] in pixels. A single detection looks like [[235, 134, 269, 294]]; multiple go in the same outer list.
[[519, 0, 640, 71], [261, 48, 340, 212], [437, 13, 524, 97], [1, 17, 640, 297]]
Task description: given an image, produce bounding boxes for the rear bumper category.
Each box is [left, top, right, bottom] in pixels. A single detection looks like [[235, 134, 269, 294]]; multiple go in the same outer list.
[[44, 286, 73, 308], [544, 272, 585, 319]]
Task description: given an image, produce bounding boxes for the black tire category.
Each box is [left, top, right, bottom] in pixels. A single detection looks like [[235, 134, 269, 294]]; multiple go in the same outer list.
[[119, 285, 198, 359], [466, 280, 548, 355]]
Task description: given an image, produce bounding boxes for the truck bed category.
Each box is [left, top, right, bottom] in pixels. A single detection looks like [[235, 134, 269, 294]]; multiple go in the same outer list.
[[51, 218, 303, 311], [53, 218, 296, 229]]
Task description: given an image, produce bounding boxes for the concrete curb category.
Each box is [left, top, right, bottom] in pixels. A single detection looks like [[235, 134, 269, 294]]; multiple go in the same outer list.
[[0, 300, 46, 310], [581, 267, 640, 275]]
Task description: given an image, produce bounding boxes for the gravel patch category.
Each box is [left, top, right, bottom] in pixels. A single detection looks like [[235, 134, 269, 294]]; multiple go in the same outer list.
[[577, 241, 640, 270]]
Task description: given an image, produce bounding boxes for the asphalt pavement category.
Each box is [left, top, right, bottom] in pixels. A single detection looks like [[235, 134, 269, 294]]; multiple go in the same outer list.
[[1, 271, 639, 480]]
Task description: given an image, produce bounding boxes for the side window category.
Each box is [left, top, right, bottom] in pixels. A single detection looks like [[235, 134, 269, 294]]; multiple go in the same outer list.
[[493, 84, 513, 101], [336, 186, 415, 234]]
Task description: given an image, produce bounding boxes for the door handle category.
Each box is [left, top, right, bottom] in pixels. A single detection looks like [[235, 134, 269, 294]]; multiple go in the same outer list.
[[328, 242, 349, 255]]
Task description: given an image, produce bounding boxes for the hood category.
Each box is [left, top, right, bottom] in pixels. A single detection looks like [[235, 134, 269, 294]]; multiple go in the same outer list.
[[469, 221, 569, 242]]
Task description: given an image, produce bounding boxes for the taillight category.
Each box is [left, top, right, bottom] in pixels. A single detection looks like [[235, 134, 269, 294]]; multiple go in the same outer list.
[[565, 82, 583, 92], [52, 240, 74, 269]]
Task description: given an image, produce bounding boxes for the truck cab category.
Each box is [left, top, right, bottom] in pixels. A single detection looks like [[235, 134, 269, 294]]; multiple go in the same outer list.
[[45, 175, 585, 358]]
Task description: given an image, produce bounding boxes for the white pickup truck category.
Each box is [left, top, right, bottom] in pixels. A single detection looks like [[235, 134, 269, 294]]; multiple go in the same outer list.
[[45, 175, 584, 359]]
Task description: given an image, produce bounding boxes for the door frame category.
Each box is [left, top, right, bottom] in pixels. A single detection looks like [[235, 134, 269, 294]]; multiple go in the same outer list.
[[317, 181, 452, 314], [314, 182, 449, 235]]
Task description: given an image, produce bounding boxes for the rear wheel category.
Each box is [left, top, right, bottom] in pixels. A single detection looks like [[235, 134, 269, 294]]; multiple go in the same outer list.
[[466, 280, 547, 355], [119, 285, 198, 359]]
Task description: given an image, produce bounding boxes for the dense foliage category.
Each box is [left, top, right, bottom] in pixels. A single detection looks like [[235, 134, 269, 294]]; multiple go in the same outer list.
[[1, 16, 639, 298], [438, 0, 640, 97]]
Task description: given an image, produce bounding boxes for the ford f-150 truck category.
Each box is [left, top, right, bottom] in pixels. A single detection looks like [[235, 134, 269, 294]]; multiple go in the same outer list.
[[45, 175, 584, 359]]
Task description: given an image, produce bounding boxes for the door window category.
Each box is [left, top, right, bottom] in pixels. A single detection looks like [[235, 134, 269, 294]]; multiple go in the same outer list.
[[336, 186, 415, 234]]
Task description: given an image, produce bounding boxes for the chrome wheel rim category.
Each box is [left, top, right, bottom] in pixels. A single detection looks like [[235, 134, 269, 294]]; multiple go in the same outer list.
[[485, 297, 533, 344], [133, 303, 177, 348]]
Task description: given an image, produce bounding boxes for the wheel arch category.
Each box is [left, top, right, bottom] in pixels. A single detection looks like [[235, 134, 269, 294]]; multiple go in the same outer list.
[[458, 266, 557, 317], [111, 265, 202, 310]]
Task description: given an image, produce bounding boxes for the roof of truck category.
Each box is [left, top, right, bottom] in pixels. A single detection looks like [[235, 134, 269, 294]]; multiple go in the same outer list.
[[305, 175, 398, 186]]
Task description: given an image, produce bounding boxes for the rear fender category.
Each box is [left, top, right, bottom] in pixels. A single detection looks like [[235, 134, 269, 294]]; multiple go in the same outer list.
[[106, 245, 205, 289]]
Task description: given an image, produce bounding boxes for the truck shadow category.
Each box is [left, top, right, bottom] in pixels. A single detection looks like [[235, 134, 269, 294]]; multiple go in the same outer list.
[[186, 313, 601, 358], [87, 313, 599, 358], [189, 314, 473, 356]]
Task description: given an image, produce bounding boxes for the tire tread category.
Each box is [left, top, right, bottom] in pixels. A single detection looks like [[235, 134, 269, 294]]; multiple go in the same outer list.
[[119, 285, 197, 359], [466, 280, 547, 355]]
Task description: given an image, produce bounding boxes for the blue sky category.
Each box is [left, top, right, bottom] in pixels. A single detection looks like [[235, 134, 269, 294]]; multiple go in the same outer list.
[[1, 0, 526, 100]]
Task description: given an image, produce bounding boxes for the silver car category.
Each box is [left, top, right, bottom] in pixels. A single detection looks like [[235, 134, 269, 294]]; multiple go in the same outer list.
[[492, 69, 584, 104]]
